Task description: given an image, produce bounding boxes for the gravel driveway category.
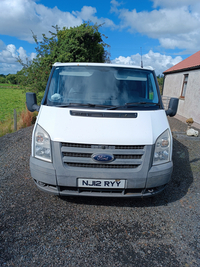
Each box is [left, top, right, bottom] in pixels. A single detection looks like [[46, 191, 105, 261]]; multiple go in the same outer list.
[[0, 118, 200, 266]]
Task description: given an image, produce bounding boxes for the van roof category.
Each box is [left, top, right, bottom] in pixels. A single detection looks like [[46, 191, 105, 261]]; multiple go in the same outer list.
[[53, 62, 154, 71]]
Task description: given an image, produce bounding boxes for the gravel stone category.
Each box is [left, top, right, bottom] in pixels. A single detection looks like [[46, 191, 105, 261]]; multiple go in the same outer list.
[[0, 118, 200, 266]]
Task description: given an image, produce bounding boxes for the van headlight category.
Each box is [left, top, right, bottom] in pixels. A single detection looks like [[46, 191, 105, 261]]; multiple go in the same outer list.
[[153, 129, 171, 165], [34, 124, 52, 162]]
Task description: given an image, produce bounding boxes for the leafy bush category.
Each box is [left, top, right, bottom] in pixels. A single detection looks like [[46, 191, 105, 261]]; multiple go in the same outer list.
[[6, 74, 18, 84], [18, 22, 110, 95], [0, 76, 6, 83], [157, 75, 164, 94]]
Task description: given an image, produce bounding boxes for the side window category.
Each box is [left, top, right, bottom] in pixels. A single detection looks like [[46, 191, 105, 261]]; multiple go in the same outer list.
[[148, 73, 158, 102], [181, 74, 188, 99], [148, 78, 153, 100]]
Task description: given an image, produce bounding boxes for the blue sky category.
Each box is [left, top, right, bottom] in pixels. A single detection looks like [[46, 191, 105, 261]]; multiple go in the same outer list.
[[1, 0, 200, 75]]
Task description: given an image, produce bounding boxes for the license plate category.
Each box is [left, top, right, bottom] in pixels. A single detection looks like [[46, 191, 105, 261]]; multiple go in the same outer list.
[[78, 179, 125, 188]]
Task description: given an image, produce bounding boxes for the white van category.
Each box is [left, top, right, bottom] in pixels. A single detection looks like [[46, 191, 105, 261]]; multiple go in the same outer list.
[[26, 63, 178, 197]]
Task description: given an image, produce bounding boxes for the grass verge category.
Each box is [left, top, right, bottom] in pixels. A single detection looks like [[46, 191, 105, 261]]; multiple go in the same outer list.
[[0, 84, 38, 137], [0, 108, 37, 137]]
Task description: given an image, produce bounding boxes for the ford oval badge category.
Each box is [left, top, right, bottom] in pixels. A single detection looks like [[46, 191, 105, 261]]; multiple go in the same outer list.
[[92, 153, 114, 163]]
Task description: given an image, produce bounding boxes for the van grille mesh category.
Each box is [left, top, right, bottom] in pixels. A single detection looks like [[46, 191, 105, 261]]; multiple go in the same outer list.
[[61, 142, 145, 169]]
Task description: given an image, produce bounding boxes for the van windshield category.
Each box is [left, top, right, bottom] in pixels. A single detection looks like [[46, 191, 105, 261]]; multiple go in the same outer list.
[[47, 66, 159, 108]]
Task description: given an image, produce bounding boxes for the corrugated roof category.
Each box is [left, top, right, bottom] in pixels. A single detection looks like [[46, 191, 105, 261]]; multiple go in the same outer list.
[[163, 50, 200, 74]]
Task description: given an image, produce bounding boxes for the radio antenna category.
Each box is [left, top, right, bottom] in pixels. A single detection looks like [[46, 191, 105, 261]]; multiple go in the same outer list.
[[140, 47, 143, 68]]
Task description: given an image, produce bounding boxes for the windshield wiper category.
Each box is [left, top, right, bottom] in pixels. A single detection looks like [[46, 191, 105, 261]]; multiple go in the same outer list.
[[56, 103, 94, 107], [56, 103, 113, 108], [107, 102, 160, 110]]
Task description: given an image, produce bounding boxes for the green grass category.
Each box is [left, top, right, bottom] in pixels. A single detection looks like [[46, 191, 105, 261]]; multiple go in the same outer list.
[[0, 84, 28, 137], [0, 84, 26, 122], [0, 83, 39, 137]]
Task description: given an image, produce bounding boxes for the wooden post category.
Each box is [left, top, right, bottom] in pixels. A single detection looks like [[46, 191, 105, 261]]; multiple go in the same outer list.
[[14, 109, 17, 131]]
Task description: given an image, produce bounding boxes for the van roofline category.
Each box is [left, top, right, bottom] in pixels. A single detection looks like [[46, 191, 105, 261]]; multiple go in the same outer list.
[[53, 62, 154, 71]]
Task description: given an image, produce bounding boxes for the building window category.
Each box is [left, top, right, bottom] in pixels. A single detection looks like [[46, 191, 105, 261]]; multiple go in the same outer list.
[[181, 74, 188, 98]]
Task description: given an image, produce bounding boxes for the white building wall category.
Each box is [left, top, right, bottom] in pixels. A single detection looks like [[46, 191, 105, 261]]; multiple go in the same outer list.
[[163, 69, 200, 125]]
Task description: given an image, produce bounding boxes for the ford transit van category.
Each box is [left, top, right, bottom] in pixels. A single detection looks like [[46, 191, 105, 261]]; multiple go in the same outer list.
[[26, 63, 178, 197]]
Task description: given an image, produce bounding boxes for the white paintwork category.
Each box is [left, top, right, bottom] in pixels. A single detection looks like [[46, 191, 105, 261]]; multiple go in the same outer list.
[[53, 62, 154, 71], [35, 105, 170, 146]]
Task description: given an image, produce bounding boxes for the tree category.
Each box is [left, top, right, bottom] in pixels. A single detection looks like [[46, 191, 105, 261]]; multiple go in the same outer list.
[[157, 75, 164, 94], [157, 75, 164, 87], [0, 75, 6, 84], [56, 23, 109, 62], [18, 23, 110, 94], [6, 74, 18, 84]]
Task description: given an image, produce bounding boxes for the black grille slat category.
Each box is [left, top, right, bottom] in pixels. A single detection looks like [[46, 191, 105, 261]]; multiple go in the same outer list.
[[62, 143, 91, 148], [61, 142, 144, 150], [70, 110, 138, 118], [66, 163, 139, 169], [115, 145, 144, 150], [63, 152, 91, 158], [62, 152, 142, 159], [115, 154, 142, 159]]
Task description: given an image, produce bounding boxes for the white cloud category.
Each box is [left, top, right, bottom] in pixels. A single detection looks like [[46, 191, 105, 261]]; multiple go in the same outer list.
[[159, 31, 199, 51], [0, 42, 36, 74], [119, 7, 199, 37], [72, 6, 116, 29], [72, 6, 97, 21], [115, 2, 200, 52], [0, 0, 116, 43], [112, 50, 182, 75], [6, 45, 17, 58], [0, 40, 6, 50], [151, 0, 199, 8], [0, 0, 81, 42], [110, 0, 123, 14]]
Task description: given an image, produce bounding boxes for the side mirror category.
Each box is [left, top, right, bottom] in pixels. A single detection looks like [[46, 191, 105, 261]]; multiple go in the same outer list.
[[166, 98, 179, 117], [26, 92, 40, 112]]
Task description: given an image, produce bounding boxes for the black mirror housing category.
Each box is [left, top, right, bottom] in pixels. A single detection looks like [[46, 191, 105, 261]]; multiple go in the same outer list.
[[26, 92, 40, 112], [166, 97, 179, 117]]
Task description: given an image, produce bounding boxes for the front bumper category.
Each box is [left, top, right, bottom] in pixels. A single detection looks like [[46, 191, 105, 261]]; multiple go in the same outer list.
[[30, 156, 173, 197]]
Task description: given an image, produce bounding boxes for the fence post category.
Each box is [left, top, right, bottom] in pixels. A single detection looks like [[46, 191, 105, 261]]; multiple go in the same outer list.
[[14, 109, 17, 131]]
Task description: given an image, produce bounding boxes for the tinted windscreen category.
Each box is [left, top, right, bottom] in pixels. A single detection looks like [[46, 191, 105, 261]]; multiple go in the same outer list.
[[47, 66, 159, 106]]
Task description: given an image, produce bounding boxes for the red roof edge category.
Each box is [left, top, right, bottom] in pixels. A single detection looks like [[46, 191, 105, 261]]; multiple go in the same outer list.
[[163, 50, 200, 74]]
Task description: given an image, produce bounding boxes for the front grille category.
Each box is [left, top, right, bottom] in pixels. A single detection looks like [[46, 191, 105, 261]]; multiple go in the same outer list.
[[61, 142, 145, 170]]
